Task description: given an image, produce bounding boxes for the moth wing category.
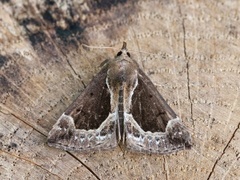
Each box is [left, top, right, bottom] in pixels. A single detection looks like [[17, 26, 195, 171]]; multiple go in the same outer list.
[[47, 64, 118, 152], [125, 69, 192, 154]]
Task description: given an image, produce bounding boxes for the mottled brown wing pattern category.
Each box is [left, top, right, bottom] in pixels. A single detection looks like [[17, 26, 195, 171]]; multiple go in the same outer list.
[[124, 69, 192, 154], [132, 69, 177, 132], [47, 64, 118, 152], [65, 65, 110, 130], [47, 42, 192, 154]]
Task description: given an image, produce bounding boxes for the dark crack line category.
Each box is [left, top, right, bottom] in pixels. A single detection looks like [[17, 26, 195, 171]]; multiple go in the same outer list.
[[32, 9, 86, 88], [0, 150, 62, 179], [3, 111, 47, 137], [54, 43, 87, 88], [182, 20, 193, 121], [207, 122, 240, 180], [53, 41, 86, 88], [163, 157, 169, 180], [178, 5, 194, 125], [46, 37, 87, 88], [65, 57, 87, 88], [68, 152, 101, 180], [13, 2, 93, 178], [1, 110, 99, 179], [41, 32, 96, 178]]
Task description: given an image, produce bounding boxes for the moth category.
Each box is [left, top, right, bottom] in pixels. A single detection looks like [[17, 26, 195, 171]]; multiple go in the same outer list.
[[47, 42, 192, 154]]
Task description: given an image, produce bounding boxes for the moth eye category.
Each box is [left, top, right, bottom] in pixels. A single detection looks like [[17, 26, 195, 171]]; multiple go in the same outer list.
[[90, 92, 94, 96], [149, 94, 153, 98], [117, 51, 122, 56], [127, 52, 131, 57]]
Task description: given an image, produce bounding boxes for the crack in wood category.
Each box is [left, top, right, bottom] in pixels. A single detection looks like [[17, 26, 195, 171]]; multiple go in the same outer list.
[[163, 157, 169, 180], [0, 150, 62, 179], [1, 110, 101, 179], [178, 4, 194, 126], [207, 122, 240, 180], [67, 152, 101, 180]]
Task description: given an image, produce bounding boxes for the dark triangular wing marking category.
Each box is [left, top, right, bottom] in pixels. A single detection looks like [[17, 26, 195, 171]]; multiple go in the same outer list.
[[47, 64, 118, 152], [65, 65, 110, 130], [132, 69, 177, 132], [125, 69, 192, 154]]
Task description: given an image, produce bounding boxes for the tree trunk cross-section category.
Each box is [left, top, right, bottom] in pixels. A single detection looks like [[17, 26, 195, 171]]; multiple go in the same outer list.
[[0, 0, 239, 180]]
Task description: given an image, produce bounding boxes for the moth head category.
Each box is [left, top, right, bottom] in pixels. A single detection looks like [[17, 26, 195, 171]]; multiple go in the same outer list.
[[116, 42, 131, 58]]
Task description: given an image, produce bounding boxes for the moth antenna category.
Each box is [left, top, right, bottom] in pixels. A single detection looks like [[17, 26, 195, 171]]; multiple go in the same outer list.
[[82, 43, 117, 50], [82, 42, 153, 55]]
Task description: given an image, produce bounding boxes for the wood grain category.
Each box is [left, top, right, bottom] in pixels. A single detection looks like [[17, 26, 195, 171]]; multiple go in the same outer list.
[[0, 0, 239, 179]]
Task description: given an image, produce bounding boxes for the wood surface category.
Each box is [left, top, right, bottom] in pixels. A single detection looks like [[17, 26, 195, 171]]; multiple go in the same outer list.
[[0, 0, 239, 179]]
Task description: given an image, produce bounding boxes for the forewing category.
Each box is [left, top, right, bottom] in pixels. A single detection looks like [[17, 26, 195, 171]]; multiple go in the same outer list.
[[47, 64, 118, 152], [125, 69, 192, 154], [65, 65, 110, 130], [132, 69, 177, 132]]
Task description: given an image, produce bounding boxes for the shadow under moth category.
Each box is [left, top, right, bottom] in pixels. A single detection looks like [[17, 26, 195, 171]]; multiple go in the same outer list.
[[47, 42, 192, 154]]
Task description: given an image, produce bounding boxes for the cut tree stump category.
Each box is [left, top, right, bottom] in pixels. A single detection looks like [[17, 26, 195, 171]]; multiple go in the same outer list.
[[0, 0, 239, 180]]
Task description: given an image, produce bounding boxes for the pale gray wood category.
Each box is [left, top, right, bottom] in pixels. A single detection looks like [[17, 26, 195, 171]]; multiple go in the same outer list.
[[0, 0, 239, 179]]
